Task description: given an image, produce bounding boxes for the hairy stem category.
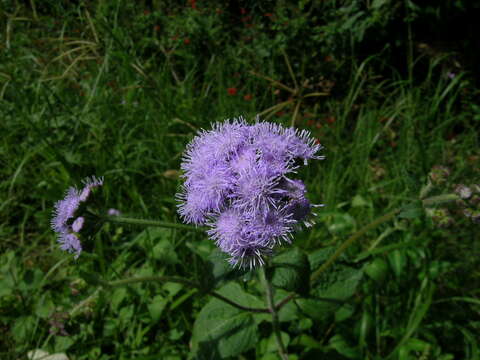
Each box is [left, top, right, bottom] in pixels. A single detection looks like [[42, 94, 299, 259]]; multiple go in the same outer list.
[[421, 193, 458, 207], [104, 215, 205, 232], [261, 268, 289, 360]]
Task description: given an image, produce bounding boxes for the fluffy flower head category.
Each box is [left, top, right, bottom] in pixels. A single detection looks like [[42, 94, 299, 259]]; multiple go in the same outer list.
[[177, 117, 324, 268], [51, 176, 103, 258]]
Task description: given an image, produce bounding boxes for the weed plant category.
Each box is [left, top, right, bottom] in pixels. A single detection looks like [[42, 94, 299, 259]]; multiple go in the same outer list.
[[0, 1, 479, 360]]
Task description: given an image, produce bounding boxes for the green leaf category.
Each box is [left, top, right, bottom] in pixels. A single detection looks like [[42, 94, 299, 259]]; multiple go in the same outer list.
[[397, 338, 431, 360], [21, 268, 44, 291], [388, 249, 406, 277], [335, 304, 355, 322], [351, 194, 371, 208], [54, 336, 74, 353], [148, 295, 168, 322], [365, 257, 389, 284], [191, 283, 262, 359], [372, 0, 389, 9], [399, 202, 423, 219], [110, 287, 127, 312], [265, 332, 290, 353], [269, 248, 310, 295], [308, 246, 336, 270], [207, 249, 245, 288], [297, 265, 363, 321], [152, 239, 178, 264], [275, 289, 298, 322], [34, 292, 55, 318], [79, 270, 101, 286], [163, 282, 183, 298], [134, 228, 178, 264], [12, 316, 36, 342], [329, 334, 359, 359], [28, 349, 69, 360], [327, 213, 356, 235], [291, 334, 323, 349]]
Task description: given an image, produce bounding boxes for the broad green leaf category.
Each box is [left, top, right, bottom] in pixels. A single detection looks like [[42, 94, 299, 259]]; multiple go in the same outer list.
[[291, 334, 322, 349], [372, 0, 389, 9], [118, 305, 135, 325], [275, 289, 298, 322], [148, 295, 168, 322], [134, 227, 171, 248], [0, 276, 15, 297], [335, 303, 355, 322], [54, 336, 74, 353], [103, 317, 117, 337], [308, 246, 336, 270], [399, 202, 423, 219], [20, 268, 44, 291], [152, 239, 178, 264], [327, 213, 356, 235], [110, 287, 127, 312], [207, 249, 245, 288], [28, 349, 69, 360], [265, 332, 290, 353], [12, 316, 36, 342], [270, 248, 310, 295], [329, 334, 359, 359], [351, 194, 371, 207], [365, 257, 389, 284], [79, 270, 101, 286], [397, 338, 430, 360], [34, 292, 55, 318], [163, 282, 183, 298], [191, 283, 263, 359], [297, 265, 363, 321]]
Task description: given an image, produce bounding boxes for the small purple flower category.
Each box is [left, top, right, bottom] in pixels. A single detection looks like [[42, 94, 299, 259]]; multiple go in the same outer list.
[[71, 217, 85, 232], [177, 117, 324, 268], [107, 208, 121, 216], [51, 176, 103, 258]]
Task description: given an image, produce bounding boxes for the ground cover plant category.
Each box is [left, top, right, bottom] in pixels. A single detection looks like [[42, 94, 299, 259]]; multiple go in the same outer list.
[[1, 0, 479, 359]]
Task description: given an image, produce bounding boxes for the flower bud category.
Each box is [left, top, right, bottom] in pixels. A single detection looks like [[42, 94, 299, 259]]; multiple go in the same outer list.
[[430, 208, 454, 228], [454, 184, 472, 199], [429, 165, 450, 185]]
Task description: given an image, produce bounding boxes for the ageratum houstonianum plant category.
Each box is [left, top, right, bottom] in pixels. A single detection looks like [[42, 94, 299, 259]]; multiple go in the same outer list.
[[49, 117, 474, 360], [176, 117, 325, 268], [51, 176, 104, 258]]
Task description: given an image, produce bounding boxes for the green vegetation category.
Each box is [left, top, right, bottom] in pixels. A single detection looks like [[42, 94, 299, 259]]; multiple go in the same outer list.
[[1, 1, 479, 359]]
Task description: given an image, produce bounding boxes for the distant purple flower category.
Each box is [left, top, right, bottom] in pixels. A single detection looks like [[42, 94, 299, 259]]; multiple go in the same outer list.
[[107, 208, 121, 216], [51, 176, 103, 258], [177, 117, 324, 268]]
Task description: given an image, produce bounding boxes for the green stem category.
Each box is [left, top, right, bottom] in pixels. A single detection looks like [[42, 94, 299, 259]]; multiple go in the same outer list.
[[422, 193, 459, 207], [104, 215, 205, 232], [105, 275, 197, 288], [261, 268, 289, 360]]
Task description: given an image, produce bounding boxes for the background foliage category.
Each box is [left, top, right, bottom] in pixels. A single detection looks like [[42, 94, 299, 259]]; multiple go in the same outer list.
[[0, 0, 479, 359]]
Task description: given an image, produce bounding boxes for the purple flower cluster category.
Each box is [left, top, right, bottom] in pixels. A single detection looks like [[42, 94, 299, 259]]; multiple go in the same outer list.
[[177, 117, 324, 268], [51, 176, 103, 258]]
